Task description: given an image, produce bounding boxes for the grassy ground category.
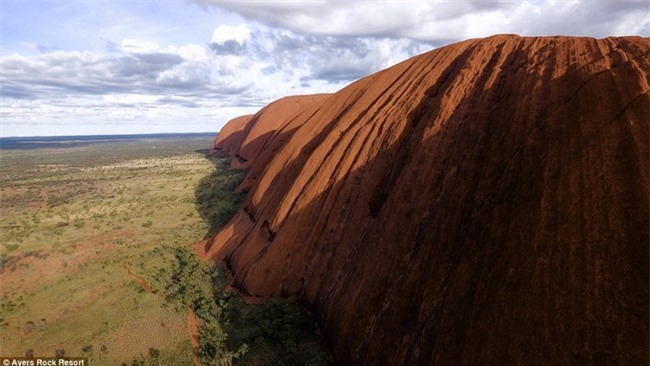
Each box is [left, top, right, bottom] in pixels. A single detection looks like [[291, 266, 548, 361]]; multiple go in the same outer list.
[[0, 137, 217, 365], [0, 136, 330, 366]]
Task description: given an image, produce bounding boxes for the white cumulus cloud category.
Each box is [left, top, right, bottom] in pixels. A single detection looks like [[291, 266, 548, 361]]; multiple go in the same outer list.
[[2, 0, 646, 136], [190, 0, 649, 42], [211, 23, 252, 45]]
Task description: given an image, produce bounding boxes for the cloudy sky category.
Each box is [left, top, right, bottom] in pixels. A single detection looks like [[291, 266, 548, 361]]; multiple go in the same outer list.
[[1, 1, 648, 137]]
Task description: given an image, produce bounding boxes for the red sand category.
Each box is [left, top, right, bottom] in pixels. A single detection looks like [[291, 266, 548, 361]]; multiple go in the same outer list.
[[121, 261, 153, 294], [187, 307, 202, 366]]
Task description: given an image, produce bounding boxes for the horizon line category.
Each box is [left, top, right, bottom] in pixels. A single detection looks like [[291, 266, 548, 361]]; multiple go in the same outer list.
[[0, 131, 219, 139]]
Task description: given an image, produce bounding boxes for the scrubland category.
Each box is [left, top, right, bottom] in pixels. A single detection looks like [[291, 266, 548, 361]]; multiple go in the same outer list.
[[0, 137, 329, 365]]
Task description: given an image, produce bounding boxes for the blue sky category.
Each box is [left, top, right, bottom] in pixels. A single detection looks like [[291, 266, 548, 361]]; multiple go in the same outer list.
[[1, 0, 648, 136]]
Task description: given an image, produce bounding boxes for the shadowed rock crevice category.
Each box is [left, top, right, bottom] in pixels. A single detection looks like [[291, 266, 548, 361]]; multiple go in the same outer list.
[[233, 154, 248, 164], [197, 35, 649, 365]]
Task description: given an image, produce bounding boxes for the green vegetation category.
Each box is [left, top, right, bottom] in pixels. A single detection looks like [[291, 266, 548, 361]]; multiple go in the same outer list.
[[0, 137, 215, 364], [194, 157, 247, 237], [140, 246, 330, 366], [0, 136, 331, 365]]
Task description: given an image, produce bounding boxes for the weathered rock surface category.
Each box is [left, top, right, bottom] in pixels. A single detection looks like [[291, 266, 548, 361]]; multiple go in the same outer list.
[[210, 114, 254, 156], [199, 35, 649, 365], [212, 94, 330, 172]]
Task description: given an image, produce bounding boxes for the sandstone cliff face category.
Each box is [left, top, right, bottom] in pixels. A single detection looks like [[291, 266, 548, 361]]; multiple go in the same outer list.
[[211, 114, 255, 156], [199, 35, 649, 365], [212, 94, 330, 172]]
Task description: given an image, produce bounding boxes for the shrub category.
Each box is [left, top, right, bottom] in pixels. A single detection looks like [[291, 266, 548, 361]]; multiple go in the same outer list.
[[4, 244, 19, 252], [148, 347, 159, 359], [151, 246, 331, 366], [82, 345, 93, 356]]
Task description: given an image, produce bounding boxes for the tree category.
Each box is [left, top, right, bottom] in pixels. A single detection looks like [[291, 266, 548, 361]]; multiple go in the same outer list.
[[148, 347, 160, 366], [82, 345, 93, 360], [148, 347, 159, 358], [100, 344, 108, 360]]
